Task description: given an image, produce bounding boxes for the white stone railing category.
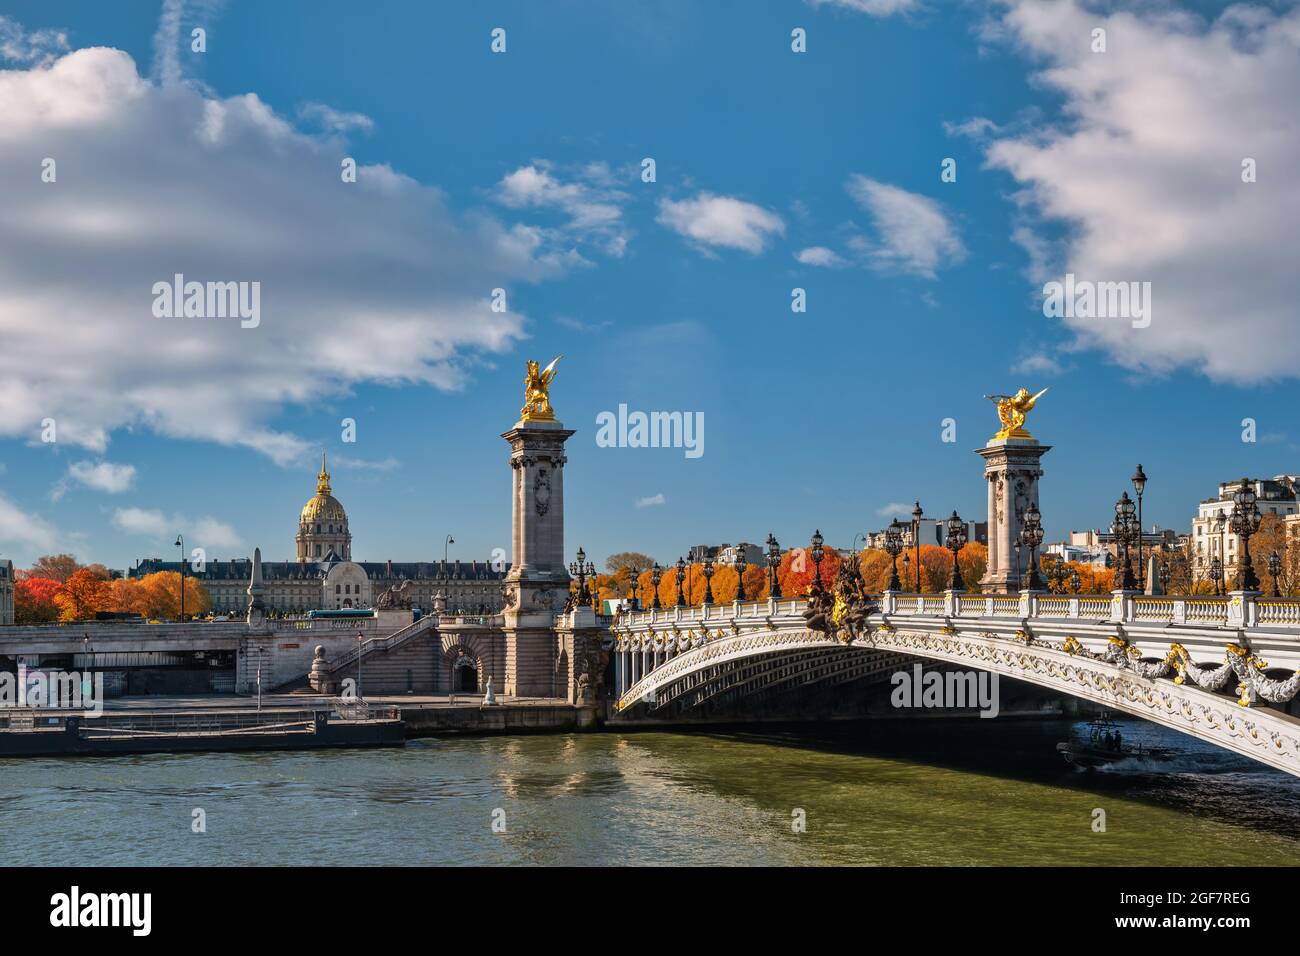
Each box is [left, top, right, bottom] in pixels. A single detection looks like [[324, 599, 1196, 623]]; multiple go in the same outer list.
[[611, 589, 1300, 699]]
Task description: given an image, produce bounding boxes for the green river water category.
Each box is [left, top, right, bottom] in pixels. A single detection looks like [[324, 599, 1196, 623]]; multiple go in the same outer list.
[[2, 717, 1297, 865]]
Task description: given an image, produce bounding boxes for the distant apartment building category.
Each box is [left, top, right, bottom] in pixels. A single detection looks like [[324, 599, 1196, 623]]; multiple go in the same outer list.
[[1191, 476, 1299, 580], [689, 542, 764, 566], [864, 520, 987, 551], [0, 559, 13, 625]]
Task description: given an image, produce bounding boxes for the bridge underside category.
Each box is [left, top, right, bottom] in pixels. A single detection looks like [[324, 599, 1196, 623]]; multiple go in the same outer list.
[[622, 647, 910, 719], [617, 628, 1300, 777]]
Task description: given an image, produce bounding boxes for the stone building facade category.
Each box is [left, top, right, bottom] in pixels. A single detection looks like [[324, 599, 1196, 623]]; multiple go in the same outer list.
[[129, 455, 508, 616]]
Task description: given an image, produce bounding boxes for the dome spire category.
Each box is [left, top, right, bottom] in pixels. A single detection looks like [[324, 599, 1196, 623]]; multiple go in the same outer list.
[[317, 452, 331, 495]]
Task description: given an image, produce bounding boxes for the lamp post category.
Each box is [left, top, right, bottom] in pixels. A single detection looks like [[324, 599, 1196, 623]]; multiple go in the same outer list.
[[1229, 477, 1262, 591], [765, 534, 782, 599], [902, 553, 911, 591], [1213, 510, 1228, 593], [628, 565, 642, 611], [732, 548, 747, 602], [1019, 503, 1044, 590], [1269, 550, 1282, 597], [356, 630, 364, 701], [444, 535, 455, 564], [1113, 492, 1137, 590], [945, 511, 967, 590], [1069, 569, 1081, 594], [883, 521, 903, 591], [569, 547, 594, 606], [1210, 556, 1223, 596], [675, 556, 687, 607], [650, 562, 663, 609], [911, 501, 923, 592], [174, 534, 186, 622], [1131, 465, 1147, 589], [810, 529, 825, 595], [701, 557, 715, 606]]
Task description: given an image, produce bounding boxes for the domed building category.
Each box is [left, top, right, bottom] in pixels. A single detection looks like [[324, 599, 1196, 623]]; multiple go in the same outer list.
[[129, 454, 510, 616], [296, 454, 351, 561]]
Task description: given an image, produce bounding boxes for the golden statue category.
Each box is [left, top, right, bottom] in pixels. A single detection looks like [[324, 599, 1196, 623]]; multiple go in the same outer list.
[[521, 356, 562, 422], [985, 387, 1049, 439]]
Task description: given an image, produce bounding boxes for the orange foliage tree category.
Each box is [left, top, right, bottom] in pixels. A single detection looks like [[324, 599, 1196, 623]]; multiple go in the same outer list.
[[15, 576, 61, 623], [54, 568, 109, 622]]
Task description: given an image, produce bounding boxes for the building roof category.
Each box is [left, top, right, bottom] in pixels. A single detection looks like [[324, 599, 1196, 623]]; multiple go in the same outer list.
[[129, 558, 510, 581]]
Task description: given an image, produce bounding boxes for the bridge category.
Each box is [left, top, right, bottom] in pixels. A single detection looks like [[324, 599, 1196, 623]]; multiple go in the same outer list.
[[610, 589, 1300, 777]]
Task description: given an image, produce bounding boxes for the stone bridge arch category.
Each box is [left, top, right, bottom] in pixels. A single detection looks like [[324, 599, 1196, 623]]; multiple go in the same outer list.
[[616, 624, 1300, 778]]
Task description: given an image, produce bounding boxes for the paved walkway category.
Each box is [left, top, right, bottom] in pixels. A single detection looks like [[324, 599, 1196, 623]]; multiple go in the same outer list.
[[100, 693, 571, 712]]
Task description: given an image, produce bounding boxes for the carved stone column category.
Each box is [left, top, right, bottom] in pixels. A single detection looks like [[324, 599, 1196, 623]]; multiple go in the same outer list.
[[977, 438, 1051, 594], [501, 418, 575, 697]]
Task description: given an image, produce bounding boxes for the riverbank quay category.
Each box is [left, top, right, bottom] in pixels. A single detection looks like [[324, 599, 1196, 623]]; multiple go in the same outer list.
[[0, 699, 403, 757]]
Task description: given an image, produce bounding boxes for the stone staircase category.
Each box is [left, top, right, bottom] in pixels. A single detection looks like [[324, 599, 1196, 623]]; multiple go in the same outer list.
[[317, 614, 440, 694]]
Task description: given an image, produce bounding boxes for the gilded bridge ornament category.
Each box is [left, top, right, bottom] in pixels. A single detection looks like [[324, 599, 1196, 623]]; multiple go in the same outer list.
[[521, 356, 562, 422], [985, 386, 1049, 440]]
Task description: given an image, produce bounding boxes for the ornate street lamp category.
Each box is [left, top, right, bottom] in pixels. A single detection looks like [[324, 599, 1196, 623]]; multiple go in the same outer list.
[[765, 534, 782, 599], [1113, 492, 1137, 590], [701, 557, 715, 606], [1131, 465, 1147, 589], [810, 529, 826, 594], [911, 501, 924, 592], [883, 520, 903, 591], [175, 533, 186, 622], [1268, 550, 1282, 597], [732, 547, 748, 601], [1210, 556, 1223, 596], [675, 556, 687, 607], [1019, 503, 1044, 590], [628, 564, 642, 611], [570, 546, 595, 606], [945, 511, 967, 591], [902, 552, 911, 590], [1069, 569, 1081, 594], [650, 562, 663, 609], [1213, 510, 1228, 593], [1229, 477, 1262, 591]]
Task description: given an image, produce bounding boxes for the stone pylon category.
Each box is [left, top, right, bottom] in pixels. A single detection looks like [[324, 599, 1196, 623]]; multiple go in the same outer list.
[[978, 437, 1051, 594], [246, 546, 267, 626], [501, 417, 574, 697]]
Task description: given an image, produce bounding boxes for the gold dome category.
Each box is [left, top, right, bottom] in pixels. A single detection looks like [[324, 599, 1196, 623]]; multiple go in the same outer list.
[[301, 453, 348, 523]]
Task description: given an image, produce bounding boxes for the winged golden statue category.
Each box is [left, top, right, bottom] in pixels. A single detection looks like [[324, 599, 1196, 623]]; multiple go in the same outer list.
[[521, 356, 562, 422], [985, 386, 1049, 440]]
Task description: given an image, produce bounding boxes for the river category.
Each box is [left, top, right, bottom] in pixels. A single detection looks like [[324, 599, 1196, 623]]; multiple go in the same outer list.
[[3, 717, 1298, 865]]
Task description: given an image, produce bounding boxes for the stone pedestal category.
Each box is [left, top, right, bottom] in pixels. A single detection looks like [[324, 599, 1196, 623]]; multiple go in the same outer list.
[[977, 437, 1050, 594], [501, 418, 575, 697]]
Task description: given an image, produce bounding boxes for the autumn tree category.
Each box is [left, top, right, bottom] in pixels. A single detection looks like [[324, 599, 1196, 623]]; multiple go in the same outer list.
[[605, 552, 656, 574], [134, 571, 211, 620], [54, 568, 109, 622], [15, 576, 61, 623]]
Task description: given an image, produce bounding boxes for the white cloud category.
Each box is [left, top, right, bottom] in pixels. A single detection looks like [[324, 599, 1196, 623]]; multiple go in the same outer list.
[[656, 192, 785, 255], [845, 176, 965, 278], [0, 15, 69, 65], [795, 246, 847, 268], [635, 493, 666, 509], [112, 507, 241, 552], [331, 454, 400, 472], [495, 161, 629, 257], [0, 491, 60, 552], [0, 40, 563, 466], [298, 101, 374, 134], [984, 0, 1300, 384], [1010, 352, 1064, 378], [875, 502, 913, 518], [808, 0, 918, 16], [52, 460, 137, 500]]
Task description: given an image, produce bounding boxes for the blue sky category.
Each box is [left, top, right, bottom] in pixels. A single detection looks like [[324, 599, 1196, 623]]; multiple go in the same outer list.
[[0, 0, 1298, 571]]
